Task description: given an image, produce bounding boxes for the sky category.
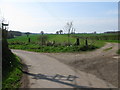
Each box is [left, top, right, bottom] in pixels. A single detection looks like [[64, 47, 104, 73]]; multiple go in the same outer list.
[[0, 0, 118, 33]]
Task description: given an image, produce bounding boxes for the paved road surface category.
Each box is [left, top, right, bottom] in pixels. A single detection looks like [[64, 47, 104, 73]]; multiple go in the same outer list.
[[12, 50, 116, 88]]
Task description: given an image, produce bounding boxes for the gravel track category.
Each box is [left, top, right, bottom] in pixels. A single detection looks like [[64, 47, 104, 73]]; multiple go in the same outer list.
[[45, 43, 119, 87]]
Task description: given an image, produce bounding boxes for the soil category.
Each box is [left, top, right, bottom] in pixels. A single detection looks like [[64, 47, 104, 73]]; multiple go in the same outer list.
[[19, 57, 29, 88], [45, 43, 119, 87]]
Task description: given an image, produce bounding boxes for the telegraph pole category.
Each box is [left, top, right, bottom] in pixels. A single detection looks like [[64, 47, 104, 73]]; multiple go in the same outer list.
[[2, 23, 9, 38]]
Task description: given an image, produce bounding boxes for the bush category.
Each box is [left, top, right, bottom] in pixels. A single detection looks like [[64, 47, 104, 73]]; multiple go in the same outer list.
[[9, 44, 98, 53], [37, 35, 48, 45], [80, 45, 98, 51]]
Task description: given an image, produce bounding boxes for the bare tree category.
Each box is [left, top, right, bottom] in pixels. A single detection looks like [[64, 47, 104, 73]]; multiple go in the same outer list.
[[74, 28, 75, 34], [71, 28, 75, 34], [56, 31, 59, 34], [38, 35, 48, 46], [40, 31, 44, 35], [65, 22, 73, 45], [38, 31, 48, 45], [59, 30, 63, 34], [25, 32, 30, 37]]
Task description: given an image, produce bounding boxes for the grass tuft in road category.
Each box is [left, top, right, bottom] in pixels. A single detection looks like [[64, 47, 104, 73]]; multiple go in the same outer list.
[[103, 47, 113, 51], [117, 49, 120, 54]]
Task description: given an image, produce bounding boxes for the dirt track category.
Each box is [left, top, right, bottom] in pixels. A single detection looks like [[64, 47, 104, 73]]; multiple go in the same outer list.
[[45, 43, 119, 87], [11, 44, 118, 88]]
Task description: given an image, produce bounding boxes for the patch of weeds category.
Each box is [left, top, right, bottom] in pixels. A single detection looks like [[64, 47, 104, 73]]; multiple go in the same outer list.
[[80, 45, 98, 51], [117, 49, 120, 54], [103, 47, 113, 51], [9, 44, 99, 53]]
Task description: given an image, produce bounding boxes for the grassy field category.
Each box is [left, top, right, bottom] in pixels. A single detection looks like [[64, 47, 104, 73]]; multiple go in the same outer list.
[[8, 33, 120, 43], [73, 33, 120, 43], [8, 33, 119, 53], [8, 34, 76, 44]]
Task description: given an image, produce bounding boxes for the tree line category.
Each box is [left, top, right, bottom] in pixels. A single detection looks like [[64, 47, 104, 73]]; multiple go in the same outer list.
[[7, 30, 22, 39]]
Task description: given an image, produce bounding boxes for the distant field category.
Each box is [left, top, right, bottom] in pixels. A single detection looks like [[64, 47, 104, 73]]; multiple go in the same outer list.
[[8, 33, 120, 43], [8, 34, 106, 47], [8, 34, 76, 43], [8, 33, 119, 52], [73, 33, 120, 43]]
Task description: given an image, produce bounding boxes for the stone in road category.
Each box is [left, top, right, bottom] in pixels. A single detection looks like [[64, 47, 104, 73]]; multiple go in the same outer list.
[[12, 50, 116, 88]]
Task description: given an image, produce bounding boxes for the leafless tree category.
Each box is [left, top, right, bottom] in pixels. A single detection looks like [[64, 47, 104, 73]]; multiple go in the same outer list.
[[59, 30, 63, 34], [65, 22, 73, 45], [38, 35, 48, 46], [56, 31, 59, 34], [71, 28, 75, 34], [40, 31, 44, 35], [25, 32, 30, 37]]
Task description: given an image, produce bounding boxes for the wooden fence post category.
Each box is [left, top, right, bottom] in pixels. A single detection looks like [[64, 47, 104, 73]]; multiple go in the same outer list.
[[76, 38, 80, 46], [85, 37, 88, 46]]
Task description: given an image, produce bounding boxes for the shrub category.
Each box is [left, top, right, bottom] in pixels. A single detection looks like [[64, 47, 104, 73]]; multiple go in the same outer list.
[[80, 45, 98, 51], [37, 35, 48, 45]]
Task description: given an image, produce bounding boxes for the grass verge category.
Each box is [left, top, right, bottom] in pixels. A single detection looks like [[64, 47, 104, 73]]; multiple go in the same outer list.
[[2, 54, 22, 89], [9, 44, 100, 53], [8, 39, 105, 53], [117, 49, 120, 54]]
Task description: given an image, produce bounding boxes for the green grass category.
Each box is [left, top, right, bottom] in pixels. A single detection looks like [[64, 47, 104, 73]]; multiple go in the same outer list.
[[74, 33, 120, 43], [8, 34, 105, 45], [8, 34, 76, 44], [47, 34, 75, 43], [100, 40, 120, 43], [8, 34, 39, 43], [7, 33, 119, 53], [8, 35, 105, 53], [117, 49, 120, 54], [2, 54, 22, 89], [8, 33, 119, 44], [103, 47, 113, 51], [9, 45, 99, 53]]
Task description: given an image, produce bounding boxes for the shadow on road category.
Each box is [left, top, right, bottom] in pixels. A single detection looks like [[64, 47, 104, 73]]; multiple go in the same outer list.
[[22, 70, 89, 88]]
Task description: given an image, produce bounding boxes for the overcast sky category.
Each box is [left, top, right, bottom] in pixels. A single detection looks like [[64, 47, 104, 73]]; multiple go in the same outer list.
[[0, 0, 118, 33]]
